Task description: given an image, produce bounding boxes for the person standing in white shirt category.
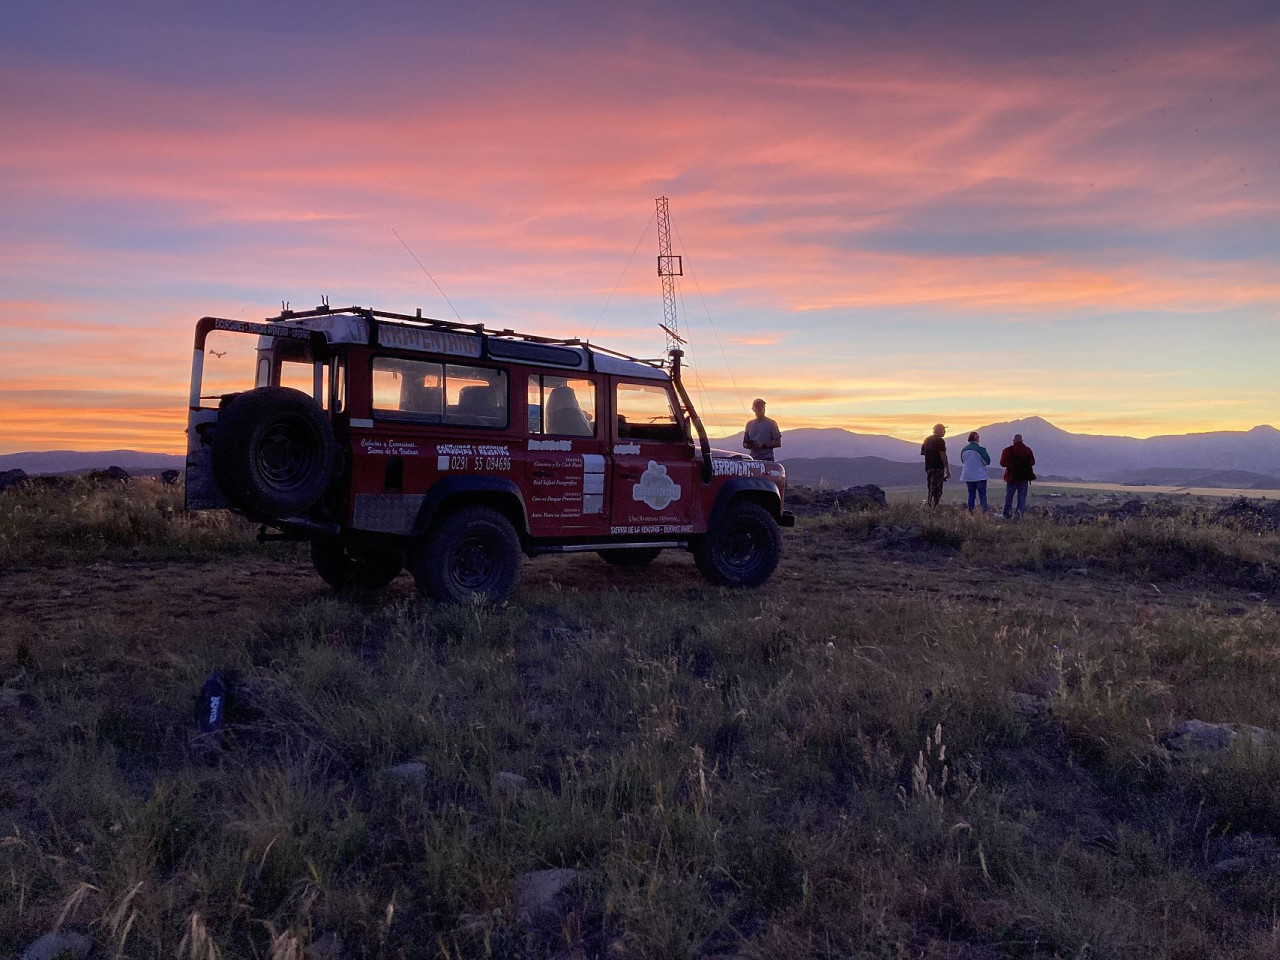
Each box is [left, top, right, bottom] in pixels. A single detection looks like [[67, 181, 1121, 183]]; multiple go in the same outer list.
[[959, 431, 991, 513]]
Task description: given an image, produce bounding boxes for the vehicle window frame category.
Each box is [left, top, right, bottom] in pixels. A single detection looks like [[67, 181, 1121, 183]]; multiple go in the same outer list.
[[369, 355, 510, 429], [614, 379, 687, 443], [329, 357, 345, 414], [527, 374, 598, 438]]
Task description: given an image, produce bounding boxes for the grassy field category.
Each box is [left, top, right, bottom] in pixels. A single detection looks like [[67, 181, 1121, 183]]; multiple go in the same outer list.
[[3, 482, 1280, 958], [0, 478, 278, 568], [883, 480, 1280, 507], [1035, 481, 1280, 500]]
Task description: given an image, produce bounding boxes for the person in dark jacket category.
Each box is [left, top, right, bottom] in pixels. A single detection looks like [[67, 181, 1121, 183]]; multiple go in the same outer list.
[[999, 433, 1036, 519], [920, 423, 949, 508]]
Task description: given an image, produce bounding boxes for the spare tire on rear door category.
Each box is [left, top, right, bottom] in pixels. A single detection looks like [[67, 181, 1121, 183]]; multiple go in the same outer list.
[[212, 386, 336, 516]]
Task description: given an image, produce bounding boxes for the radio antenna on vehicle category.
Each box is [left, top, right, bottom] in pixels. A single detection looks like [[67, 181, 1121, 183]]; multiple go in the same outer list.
[[655, 196, 684, 360], [392, 228, 465, 324]]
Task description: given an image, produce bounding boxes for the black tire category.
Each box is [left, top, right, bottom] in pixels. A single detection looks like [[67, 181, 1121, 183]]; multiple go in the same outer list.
[[410, 506, 521, 603], [212, 387, 336, 516], [311, 539, 403, 591], [597, 547, 662, 568], [694, 500, 782, 587]]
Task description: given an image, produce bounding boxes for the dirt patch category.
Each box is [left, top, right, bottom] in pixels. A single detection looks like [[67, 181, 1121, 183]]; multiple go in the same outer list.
[[0, 558, 321, 648]]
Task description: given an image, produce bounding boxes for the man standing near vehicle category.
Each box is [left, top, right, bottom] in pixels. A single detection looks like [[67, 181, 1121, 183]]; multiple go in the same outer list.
[[743, 398, 782, 461], [921, 423, 950, 508], [1000, 433, 1037, 519]]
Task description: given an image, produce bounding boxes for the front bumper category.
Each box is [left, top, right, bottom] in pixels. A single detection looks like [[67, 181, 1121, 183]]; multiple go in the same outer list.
[[779, 510, 796, 528]]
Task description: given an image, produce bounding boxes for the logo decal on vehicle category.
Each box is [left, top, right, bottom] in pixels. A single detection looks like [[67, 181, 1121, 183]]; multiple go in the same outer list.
[[631, 460, 682, 511]]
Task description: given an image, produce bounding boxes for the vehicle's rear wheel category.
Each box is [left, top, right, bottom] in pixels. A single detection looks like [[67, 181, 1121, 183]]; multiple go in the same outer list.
[[693, 500, 781, 587], [311, 539, 403, 591], [212, 386, 336, 516], [410, 506, 521, 603], [597, 547, 662, 568]]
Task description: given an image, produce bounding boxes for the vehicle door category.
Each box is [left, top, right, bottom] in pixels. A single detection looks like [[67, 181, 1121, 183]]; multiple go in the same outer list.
[[609, 379, 696, 534], [350, 356, 514, 535], [524, 373, 609, 536]]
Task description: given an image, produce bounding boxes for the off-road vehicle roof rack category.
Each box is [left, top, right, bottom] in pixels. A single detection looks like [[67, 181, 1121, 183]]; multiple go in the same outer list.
[[268, 304, 668, 370]]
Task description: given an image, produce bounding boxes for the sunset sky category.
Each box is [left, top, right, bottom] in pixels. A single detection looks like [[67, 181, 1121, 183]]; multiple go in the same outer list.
[[2, 0, 1277, 454]]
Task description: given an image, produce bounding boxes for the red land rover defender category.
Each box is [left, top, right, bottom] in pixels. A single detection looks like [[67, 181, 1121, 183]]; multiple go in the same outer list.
[[186, 305, 794, 602]]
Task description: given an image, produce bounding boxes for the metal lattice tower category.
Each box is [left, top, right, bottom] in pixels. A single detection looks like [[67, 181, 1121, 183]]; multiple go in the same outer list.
[[655, 196, 684, 357]]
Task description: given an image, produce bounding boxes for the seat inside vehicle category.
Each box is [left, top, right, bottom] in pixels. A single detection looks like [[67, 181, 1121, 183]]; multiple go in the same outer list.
[[545, 385, 593, 436], [452, 384, 504, 425], [401, 381, 443, 419]]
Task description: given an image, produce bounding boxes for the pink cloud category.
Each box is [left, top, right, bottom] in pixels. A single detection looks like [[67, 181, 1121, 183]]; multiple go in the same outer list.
[[1, 18, 1277, 451]]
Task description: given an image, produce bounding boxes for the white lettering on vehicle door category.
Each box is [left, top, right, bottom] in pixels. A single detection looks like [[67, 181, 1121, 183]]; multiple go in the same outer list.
[[434, 443, 511, 472]]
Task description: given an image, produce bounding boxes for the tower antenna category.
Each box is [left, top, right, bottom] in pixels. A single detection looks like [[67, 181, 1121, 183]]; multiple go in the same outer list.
[[655, 196, 684, 359]]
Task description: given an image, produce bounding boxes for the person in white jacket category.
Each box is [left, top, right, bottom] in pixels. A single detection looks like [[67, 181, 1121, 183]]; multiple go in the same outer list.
[[959, 431, 992, 514]]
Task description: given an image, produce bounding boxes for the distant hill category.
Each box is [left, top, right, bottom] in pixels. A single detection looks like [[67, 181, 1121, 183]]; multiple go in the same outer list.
[[8, 418, 1280, 489], [719, 418, 1280, 483], [780, 456, 931, 489], [0, 450, 184, 476], [714, 427, 919, 462], [949, 417, 1280, 480], [1101, 467, 1280, 490]]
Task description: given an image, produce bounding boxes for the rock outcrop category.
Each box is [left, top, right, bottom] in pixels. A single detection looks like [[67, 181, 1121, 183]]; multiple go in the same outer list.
[[0, 468, 28, 493]]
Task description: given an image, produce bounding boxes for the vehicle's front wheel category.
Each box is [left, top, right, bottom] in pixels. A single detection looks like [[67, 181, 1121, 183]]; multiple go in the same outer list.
[[410, 506, 521, 603], [597, 547, 662, 568], [311, 539, 403, 591], [693, 500, 781, 587]]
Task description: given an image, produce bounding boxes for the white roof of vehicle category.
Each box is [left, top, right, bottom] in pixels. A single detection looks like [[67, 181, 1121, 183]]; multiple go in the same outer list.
[[591, 351, 669, 381]]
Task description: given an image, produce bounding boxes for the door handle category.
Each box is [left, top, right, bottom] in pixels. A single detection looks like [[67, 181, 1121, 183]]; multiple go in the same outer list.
[[533, 469, 554, 478]]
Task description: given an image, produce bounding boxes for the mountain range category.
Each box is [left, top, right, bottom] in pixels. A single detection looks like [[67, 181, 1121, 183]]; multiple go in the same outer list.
[[717, 417, 1280, 488], [4, 417, 1279, 488], [778, 457, 966, 490], [0, 450, 184, 475]]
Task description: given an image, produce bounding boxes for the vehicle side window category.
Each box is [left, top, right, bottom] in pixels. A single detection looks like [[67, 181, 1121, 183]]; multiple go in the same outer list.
[[528, 375, 596, 436], [279, 360, 314, 397], [373, 358, 444, 420], [372, 358, 507, 427], [445, 364, 508, 427], [615, 381, 685, 442]]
